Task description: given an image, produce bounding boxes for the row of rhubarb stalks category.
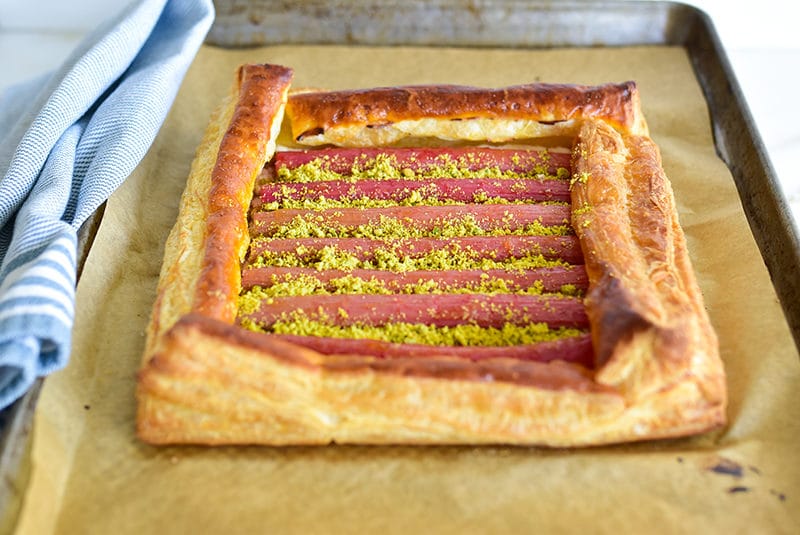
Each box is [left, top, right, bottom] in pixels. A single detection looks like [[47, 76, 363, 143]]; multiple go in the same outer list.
[[237, 147, 596, 369]]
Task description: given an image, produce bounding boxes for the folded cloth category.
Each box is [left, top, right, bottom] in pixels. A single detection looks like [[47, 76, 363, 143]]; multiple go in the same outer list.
[[0, 0, 214, 408]]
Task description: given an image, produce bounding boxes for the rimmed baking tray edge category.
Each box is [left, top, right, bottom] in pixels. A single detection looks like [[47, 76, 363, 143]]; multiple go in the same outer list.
[[2, 0, 798, 531], [207, 0, 800, 349], [0, 204, 104, 534]]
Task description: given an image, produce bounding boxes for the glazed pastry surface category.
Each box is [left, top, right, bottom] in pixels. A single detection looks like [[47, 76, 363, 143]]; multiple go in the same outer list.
[[286, 81, 648, 146]]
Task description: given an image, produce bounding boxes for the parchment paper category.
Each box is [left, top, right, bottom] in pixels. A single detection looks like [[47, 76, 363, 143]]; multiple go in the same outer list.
[[15, 45, 800, 534]]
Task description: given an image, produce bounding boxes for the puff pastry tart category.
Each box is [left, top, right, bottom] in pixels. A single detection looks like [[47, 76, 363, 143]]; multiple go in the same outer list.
[[136, 63, 726, 446]]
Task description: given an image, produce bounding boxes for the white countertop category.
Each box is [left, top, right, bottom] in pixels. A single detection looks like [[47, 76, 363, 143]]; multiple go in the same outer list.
[[2, 0, 799, 229]]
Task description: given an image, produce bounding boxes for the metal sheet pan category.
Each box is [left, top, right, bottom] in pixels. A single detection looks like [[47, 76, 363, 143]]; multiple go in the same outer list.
[[208, 0, 800, 347], [0, 206, 103, 533], [3, 0, 798, 530]]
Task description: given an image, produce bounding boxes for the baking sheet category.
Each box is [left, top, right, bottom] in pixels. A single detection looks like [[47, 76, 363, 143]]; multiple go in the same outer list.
[[0, 211, 102, 534], [208, 0, 800, 353], [12, 43, 800, 534]]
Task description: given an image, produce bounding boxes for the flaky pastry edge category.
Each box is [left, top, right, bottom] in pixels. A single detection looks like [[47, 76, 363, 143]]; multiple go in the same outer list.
[[136, 65, 726, 446]]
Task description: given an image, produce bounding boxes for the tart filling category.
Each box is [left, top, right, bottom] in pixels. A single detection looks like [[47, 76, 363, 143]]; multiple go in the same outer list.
[[240, 146, 590, 367]]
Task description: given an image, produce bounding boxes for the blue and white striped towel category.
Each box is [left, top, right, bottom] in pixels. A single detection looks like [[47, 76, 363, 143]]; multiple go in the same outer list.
[[0, 0, 214, 408]]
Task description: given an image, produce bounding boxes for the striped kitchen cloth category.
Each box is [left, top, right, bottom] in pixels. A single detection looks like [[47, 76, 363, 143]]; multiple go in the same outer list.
[[0, 0, 214, 408]]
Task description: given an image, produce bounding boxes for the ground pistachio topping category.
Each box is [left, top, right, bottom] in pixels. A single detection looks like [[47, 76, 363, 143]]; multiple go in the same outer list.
[[241, 312, 585, 347], [241, 147, 583, 351], [572, 202, 592, 216], [262, 213, 572, 239], [238, 273, 567, 301], [559, 283, 581, 297], [259, 193, 530, 211], [250, 244, 570, 272], [570, 171, 591, 188], [276, 152, 567, 183], [572, 202, 594, 229]]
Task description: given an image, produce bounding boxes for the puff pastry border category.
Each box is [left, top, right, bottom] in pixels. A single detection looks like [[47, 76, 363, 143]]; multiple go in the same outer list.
[[136, 64, 726, 446]]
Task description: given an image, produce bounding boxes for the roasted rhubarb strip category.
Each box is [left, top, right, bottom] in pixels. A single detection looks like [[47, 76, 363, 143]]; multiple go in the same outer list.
[[244, 294, 588, 328], [252, 178, 571, 210], [247, 235, 583, 265], [274, 147, 571, 176], [241, 266, 589, 293], [270, 332, 594, 366], [251, 204, 570, 236]]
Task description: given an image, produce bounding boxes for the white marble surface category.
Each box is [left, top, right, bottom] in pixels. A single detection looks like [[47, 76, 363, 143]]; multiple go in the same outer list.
[[1, 0, 799, 228]]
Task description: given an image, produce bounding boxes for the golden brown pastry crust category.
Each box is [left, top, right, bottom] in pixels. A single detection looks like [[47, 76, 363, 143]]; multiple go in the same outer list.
[[142, 63, 292, 362], [286, 81, 648, 146], [194, 64, 293, 322], [137, 65, 726, 446], [570, 119, 725, 419]]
